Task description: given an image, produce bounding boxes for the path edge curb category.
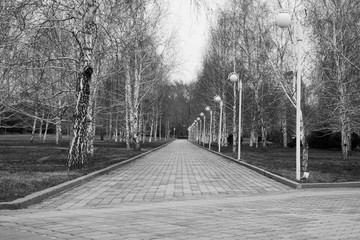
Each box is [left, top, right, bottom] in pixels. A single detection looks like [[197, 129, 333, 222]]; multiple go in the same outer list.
[[0, 140, 174, 210]]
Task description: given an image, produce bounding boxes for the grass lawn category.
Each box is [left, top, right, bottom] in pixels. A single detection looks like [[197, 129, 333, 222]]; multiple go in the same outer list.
[[210, 142, 360, 183], [0, 134, 171, 202]]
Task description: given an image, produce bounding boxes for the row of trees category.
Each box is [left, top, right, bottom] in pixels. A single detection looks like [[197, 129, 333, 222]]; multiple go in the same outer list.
[[188, 0, 360, 171], [0, 0, 181, 169], [1, 0, 359, 172]]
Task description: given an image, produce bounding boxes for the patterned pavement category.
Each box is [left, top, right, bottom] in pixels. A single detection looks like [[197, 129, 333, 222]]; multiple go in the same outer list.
[[1, 140, 360, 239]]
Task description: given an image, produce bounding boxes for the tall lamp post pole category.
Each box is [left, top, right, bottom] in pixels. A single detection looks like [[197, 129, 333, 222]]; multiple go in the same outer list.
[[187, 126, 190, 140], [193, 120, 197, 143], [200, 112, 205, 147], [214, 95, 223, 152], [205, 106, 212, 150], [275, 10, 302, 181], [188, 123, 194, 141], [229, 72, 242, 160], [197, 117, 201, 145]]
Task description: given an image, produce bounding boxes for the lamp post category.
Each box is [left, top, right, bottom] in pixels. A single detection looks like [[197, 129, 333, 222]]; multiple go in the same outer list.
[[197, 117, 201, 145], [275, 10, 302, 181], [187, 126, 190, 140], [193, 120, 198, 142], [205, 106, 212, 150], [200, 112, 205, 146], [214, 95, 223, 152], [228, 72, 242, 160], [188, 123, 194, 141]]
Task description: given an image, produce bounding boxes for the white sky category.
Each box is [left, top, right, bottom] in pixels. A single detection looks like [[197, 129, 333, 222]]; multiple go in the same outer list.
[[166, 0, 227, 84]]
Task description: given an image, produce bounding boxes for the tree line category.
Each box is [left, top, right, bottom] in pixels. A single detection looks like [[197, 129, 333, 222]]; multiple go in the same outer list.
[[0, 0, 179, 169], [188, 0, 360, 171]]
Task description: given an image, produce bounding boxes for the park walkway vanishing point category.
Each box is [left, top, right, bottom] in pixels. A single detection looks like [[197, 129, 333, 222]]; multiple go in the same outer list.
[[1, 140, 360, 239]]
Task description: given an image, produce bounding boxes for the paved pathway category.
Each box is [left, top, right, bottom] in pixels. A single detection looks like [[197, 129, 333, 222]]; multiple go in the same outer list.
[[1, 140, 360, 239], [30, 140, 289, 210]]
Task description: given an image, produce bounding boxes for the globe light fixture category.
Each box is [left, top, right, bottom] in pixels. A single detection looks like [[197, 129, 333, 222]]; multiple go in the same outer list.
[[214, 95, 221, 102], [228, 72, 239, 83], [275, 10, 291, 28]]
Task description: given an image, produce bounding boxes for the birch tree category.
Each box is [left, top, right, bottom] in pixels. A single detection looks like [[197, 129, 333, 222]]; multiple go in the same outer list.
[[68, 0, 98, 170]]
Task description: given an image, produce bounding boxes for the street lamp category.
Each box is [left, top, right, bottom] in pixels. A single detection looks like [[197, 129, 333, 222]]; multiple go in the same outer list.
[[229, 72, 242, 160], [275, 10, 302, 181], [205, 106, 212, 150], [200, 112, 205, 147], [187, 125, 191, 140], [214, 95, 223, 152]]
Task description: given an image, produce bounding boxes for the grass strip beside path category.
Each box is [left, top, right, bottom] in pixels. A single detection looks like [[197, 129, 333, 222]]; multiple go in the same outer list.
[[215, 143, 360, 183], [0, 135, 170, 202]]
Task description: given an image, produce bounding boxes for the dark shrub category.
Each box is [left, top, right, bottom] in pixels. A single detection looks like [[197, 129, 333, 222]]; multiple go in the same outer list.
[[308, 131, 360, 150], [307, 130, 332, 149], [351, 133, 360, 150], [328, 132, 341, 149]]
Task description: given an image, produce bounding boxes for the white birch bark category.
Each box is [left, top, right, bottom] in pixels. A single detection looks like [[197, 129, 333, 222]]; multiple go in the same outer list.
[[42, 119, 49, 143], [30, 109, 38, 143], [39, 110, 44, 140], [68, 0, 98, 170]]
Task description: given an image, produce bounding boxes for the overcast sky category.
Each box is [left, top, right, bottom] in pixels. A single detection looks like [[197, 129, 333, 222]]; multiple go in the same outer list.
[[167, 0, 227, 84]]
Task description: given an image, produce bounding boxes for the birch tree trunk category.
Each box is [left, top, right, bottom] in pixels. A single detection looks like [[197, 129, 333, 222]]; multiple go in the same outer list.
[[55, 116, 62, 145], [42, 120, 49, 143], [130, 41, 141, 151], [159, 116, 162, 140], [281, 104, 288, 148], [249, 114, 256, 147], [115, 113, 119, 142], [125, 53, 131, 149], [39, 110, 44, 140], [336, 40, 350, 160], [107, 112, 112, 140], [167, 120, 170, 139], [138, 105, 143, 143], [85, 62, 99, 157], [255, 85, 264, 148], [55, 98, 62, 145], [68, 0, 97, 170], [149, 108, 154, 142], [154, 107, 158, 142], [261, 123, 267, 149], [142, 114, 146, 143], [30, 109, 38, 143]]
